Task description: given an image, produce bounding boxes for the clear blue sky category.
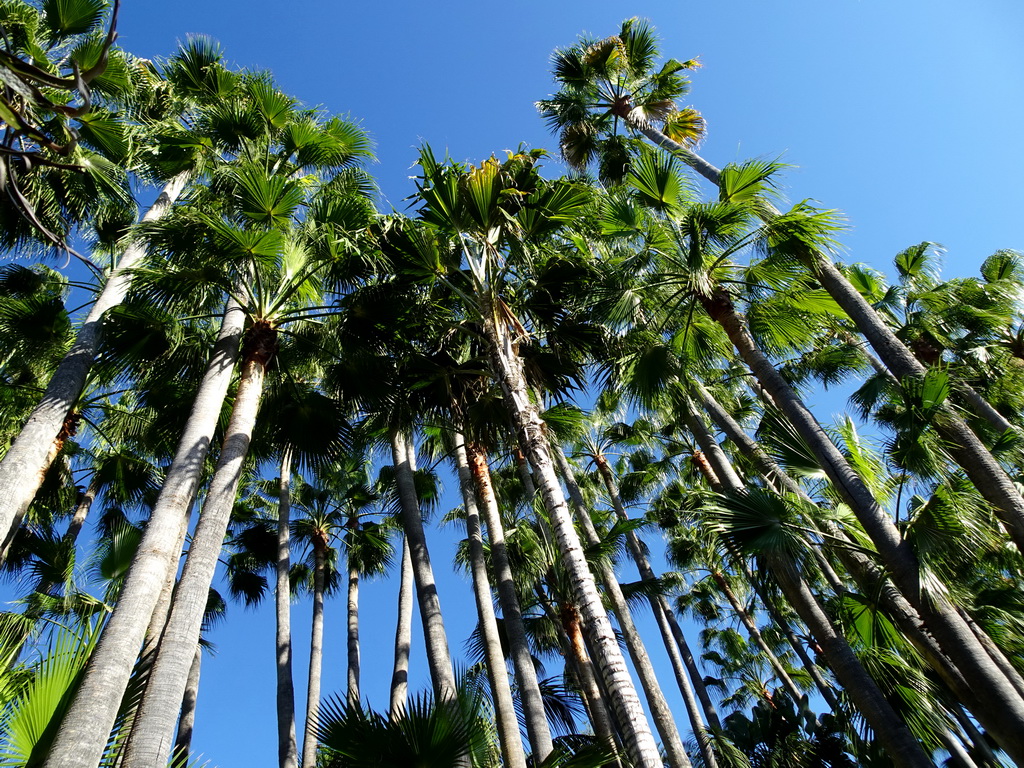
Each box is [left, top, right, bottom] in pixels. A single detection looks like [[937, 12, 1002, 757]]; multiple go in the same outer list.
[[105, 2, 1024, 765]]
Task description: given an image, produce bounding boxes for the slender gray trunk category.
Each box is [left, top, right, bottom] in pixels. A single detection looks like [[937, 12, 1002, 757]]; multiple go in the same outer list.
[[0, 174, 189, 555], [346, 552, 360, 707], [301, 541, 326, 768], [124, 336, 270, 768], [484, 311, 663, 768], [679, 406, 828, 707], [465, 441, 554, 762], [389, 535, 413, 720], [703, 289, 1024, 763], [276, 448, 299, 768], [693, 411, 933, 768], [171, 647, 202, 765], [590, 451, 722, 736], [44, 299, 244, 768], [770, 554, 935, 768], [536, 585, 619, 755], [554, 449, 693, 768], [635, 119, 1024, 555], [454, 435, 527, 768], [63, 475, 100, 547], [695, 379, 1024, 756], [389, 429, 457, 701]]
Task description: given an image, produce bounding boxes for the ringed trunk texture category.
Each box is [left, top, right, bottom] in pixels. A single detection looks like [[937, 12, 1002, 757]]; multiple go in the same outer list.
[[454, 435, 527, 768], [484, 312, 663, 768], [703, 288, 1024, 761], [63, 475, 100, 547], [591, 452, 722, 734], [171, 646, 202, 765], [276, 448, 299, 768], [346, 559, 360, 708], [465, 441, 554, 762], [694, 409, 933, 768], [555, 451, 693, 768], [0, 174, 189, 553], [389, 535, 413, 720], [636, 120, 1024, 553], [695, 380, 1024, 754], [301, 542, 326, 768], [678, 407, 822, 706], [124, 332, 271, 768], [389, 429, 457, 701], [43, 299, 245, 768], [769, 555, 935, 768]]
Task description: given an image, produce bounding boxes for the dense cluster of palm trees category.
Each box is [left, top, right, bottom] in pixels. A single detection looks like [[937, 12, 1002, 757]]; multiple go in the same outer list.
[[0, 5, 1022, 767]]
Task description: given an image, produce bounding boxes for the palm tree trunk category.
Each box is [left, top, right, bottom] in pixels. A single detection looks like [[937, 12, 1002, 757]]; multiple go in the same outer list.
[[590, 452, 722, 736], [171, 646, 202, 765], [44, 298, 245, 768], [554, 450, 694, 768], [389, 428, 457, 701], [139, 506, 192, 670], [123, 325, 272, 768], [483, 312, 664, 768], [702, 287, 1024, 762], [678, 405, 833, 707], [389, 534, 413, 720], [346, 557, 360, 708], [537, 587, 619, 754], [634, 120, 1024, 553], [694, 379, 1024, 756], [301, 541, 326, 768], [465, 440, 554, 762], [0, 174, 189, 556], [768, 554, 935, 768], [276, 447, 299, 768], [63, 475, 100, 547], [453, 435, 527, 768]]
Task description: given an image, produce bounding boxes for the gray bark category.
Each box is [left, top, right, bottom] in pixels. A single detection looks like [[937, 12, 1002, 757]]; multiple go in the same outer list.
[[591, 451, 722, 736], [554, 449, 693, 768], [694, 410, 933, 768], [636, 120, 1024, 556], [695, 379, 1024, 756], [389, 535, 413, 720], [301, 540, 326, 768], [454, 435, 527, 768], [389, 429, 457, 701], [484, 311, 663, 768], [0, 174, 189, 556], [346, 558, 360, 708], [770, 555, 935, 768], [124, 340, 268, 768], [465, 441, 554, 762], [64, 475, 100, 547], [44, 299, 244, 768], [704, 288, 1024, 762], [276, 448, 299, 768], [679, 405, 829, 707], [171, 646, 202, 764]]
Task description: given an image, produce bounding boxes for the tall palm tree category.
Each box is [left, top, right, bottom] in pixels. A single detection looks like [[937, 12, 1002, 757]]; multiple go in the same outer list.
[[45, 76, 373, 768], [410, 146, 665, 768], [602, 147, 1024, 762], [0, 36, 241, 556], [539, 19, 1024, 558]]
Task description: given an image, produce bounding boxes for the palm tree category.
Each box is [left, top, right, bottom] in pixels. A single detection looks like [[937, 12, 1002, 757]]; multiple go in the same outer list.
[[0, 36, 243, 556], [539, 19, 1024, 559], [452, 432, 527, 768], [603, 148, 1024, 762], [410, 146, 664, 768], [45, 75, 373, 768]]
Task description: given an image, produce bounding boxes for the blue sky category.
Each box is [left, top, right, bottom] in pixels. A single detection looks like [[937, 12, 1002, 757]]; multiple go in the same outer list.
[[102, 2, 1024, 765]]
